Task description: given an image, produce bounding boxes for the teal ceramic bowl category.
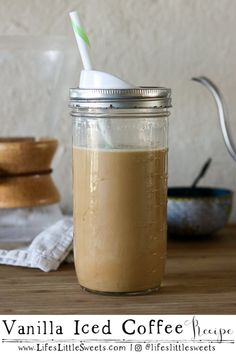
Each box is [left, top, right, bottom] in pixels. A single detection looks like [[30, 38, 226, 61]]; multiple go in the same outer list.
[[168, 187, 233, 237]]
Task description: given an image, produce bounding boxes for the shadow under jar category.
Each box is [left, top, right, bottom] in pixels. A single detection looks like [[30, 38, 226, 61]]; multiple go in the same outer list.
[[69, 87, 171, 295]]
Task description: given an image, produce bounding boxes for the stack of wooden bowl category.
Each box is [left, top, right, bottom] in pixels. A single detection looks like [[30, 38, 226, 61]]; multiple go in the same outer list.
[[0, 138, 60, 208]]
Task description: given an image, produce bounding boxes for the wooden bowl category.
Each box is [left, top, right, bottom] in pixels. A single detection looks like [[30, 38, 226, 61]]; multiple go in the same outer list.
[[0, 137, 60, 208], [0, 137, 58, 176], [0, 173, 60, 208]]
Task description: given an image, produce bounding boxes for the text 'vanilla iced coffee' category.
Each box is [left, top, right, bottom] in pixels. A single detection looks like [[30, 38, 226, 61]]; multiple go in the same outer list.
[[70, 88, 171, 294]]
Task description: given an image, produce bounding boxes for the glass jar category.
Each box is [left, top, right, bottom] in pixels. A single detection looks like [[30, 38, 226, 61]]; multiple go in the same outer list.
[[69, 87, 171, 295]]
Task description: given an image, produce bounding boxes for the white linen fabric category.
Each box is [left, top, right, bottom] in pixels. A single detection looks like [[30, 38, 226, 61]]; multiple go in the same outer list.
[[0, 205, 73, 272]]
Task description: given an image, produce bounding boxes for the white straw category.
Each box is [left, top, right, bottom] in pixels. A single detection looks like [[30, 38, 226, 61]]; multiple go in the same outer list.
[[69, 11, 93, 70], [69, 11, 112, 148]]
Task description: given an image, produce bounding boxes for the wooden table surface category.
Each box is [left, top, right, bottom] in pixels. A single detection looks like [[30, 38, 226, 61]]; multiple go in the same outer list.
[[0, 225, 235, 314]]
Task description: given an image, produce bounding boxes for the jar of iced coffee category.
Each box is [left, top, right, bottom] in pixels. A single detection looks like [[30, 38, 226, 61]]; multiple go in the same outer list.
[[70, 87, 171, 294]]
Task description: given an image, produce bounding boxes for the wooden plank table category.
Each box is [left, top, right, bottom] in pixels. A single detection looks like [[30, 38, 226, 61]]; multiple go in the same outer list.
[[0, 225, 235, 314]]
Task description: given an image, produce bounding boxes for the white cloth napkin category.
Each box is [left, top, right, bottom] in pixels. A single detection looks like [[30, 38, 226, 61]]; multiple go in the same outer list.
[[0, 205, 73, 272]]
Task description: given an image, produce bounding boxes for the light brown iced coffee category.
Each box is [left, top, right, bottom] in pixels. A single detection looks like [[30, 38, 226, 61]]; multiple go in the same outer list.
[[73, 147, 167, 294]]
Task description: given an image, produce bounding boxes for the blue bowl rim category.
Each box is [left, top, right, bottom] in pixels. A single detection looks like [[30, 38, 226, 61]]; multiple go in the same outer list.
[[168, 187, 233, 199]]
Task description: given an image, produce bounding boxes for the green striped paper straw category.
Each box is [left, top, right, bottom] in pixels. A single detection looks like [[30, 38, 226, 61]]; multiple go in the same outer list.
[[69, 11, 92, 70]]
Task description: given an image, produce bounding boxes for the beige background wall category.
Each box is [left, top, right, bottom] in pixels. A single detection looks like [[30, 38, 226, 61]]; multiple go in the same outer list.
[[1, 0, 236, 220]]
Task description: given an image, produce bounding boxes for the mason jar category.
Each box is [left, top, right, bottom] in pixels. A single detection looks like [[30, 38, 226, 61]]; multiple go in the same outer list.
[[69, 87, 171, 295]]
